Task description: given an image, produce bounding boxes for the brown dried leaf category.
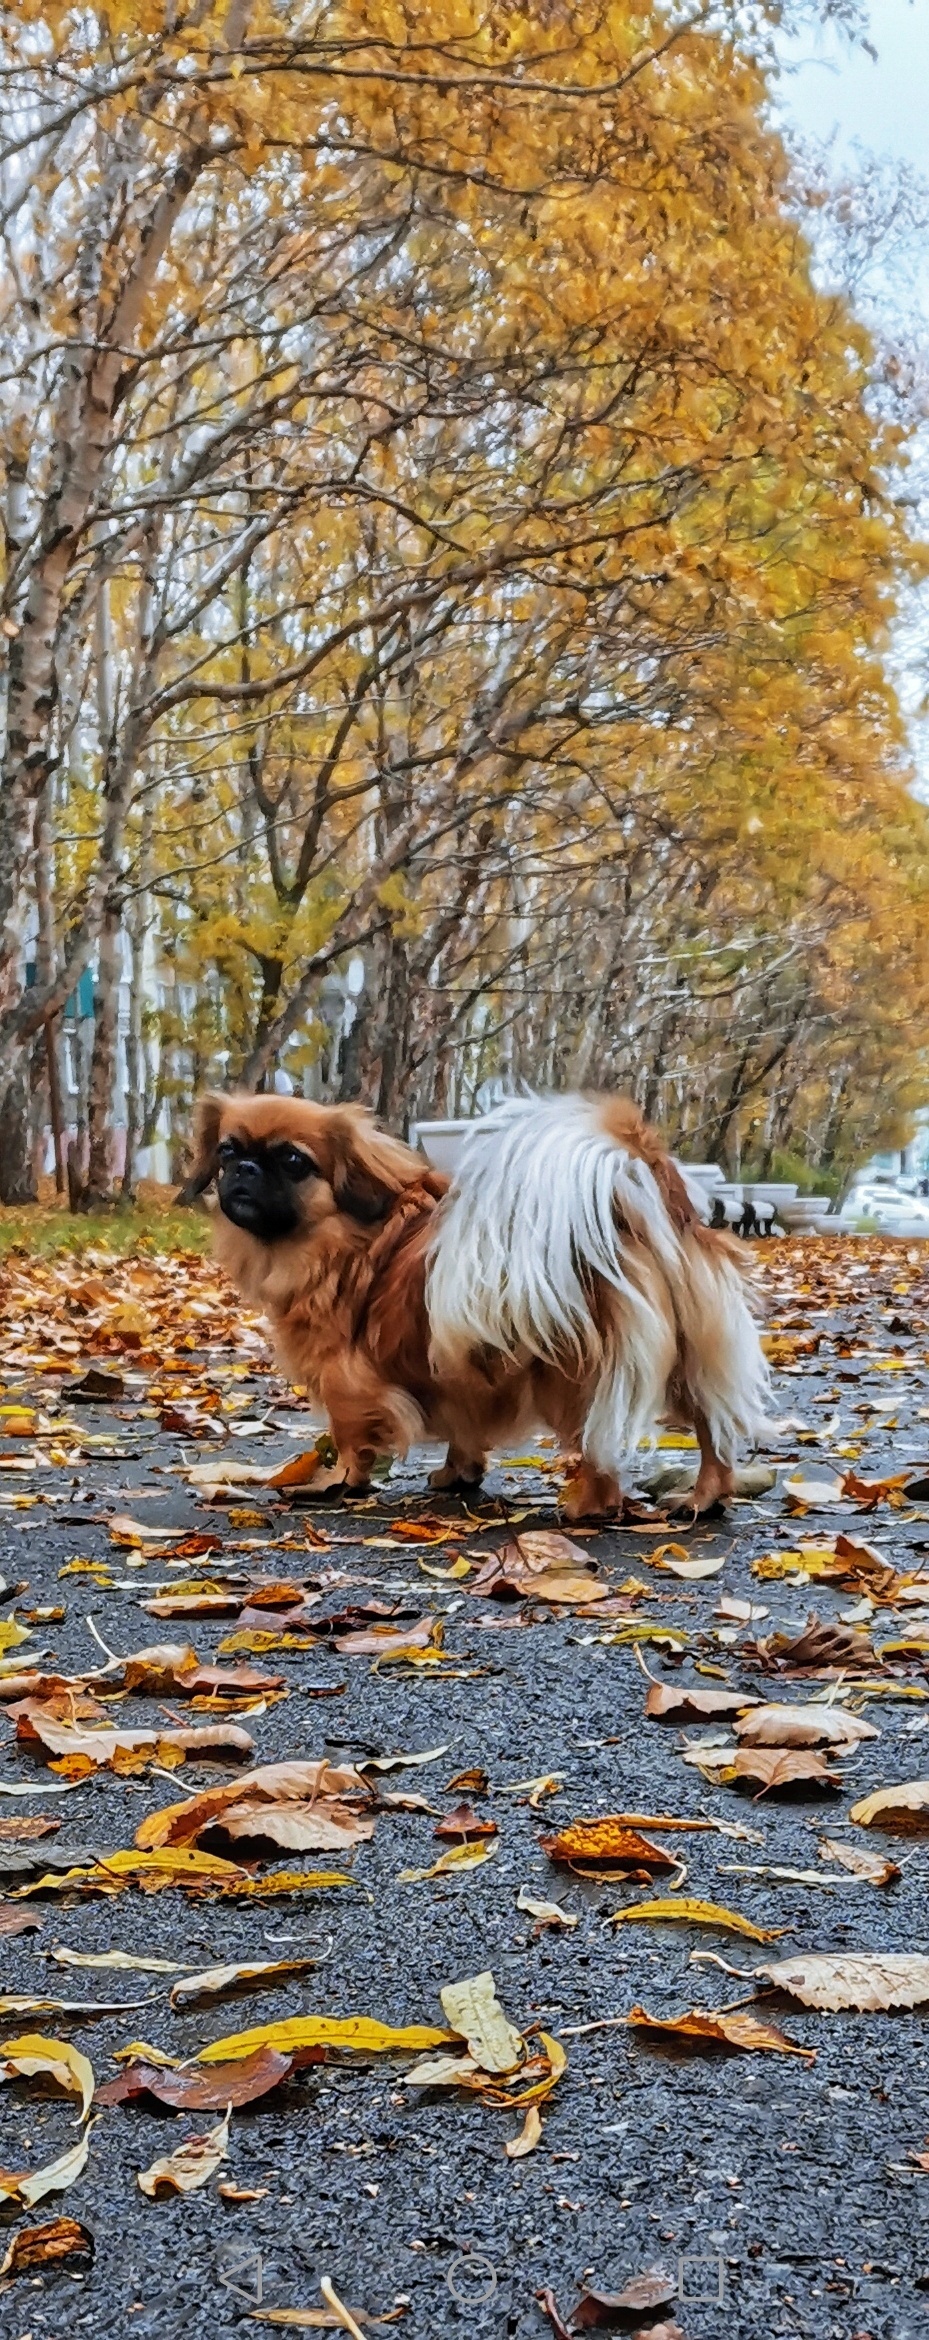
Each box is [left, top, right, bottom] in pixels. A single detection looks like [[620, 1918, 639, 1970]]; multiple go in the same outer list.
[[0, 2216, 94, 2275], [731, 1746, 842, 1795], [446, 1766, 489, 1795], [733, 1703, 878, 1749], [509, 1531, 594, 1573], [218, 1796, 373, 1853], [645, 1684, 758, 1724], [850, 1778, 929, 1830], [818, 1837, 900, 1885], [0, 1815, 60, 1843], [433, 1805, 497, 1842], [746, 1613, 880, 1676], [0, 1905, 44, 1936], [569, 2270, 677, 2328], [123, 1644, 283, 1698], [135, 1760, 370, 1850], [627, 2003, 812, 2058], [97, 2046, 292, 2110], [137, 2108, 229, 2197], [13, 1701, 253, 1772]]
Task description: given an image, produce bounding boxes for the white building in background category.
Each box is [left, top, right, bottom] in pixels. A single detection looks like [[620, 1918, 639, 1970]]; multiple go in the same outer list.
[[856, 1109, 929, 1194]]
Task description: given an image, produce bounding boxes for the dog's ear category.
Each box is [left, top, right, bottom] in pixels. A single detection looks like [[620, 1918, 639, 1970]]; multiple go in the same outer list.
[[328, 1110, 419, 1225], [182, 1093, 226, 1201]]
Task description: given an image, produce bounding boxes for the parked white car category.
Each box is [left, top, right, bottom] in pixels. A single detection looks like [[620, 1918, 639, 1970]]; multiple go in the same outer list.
[[844, 1183, 929, 1226]]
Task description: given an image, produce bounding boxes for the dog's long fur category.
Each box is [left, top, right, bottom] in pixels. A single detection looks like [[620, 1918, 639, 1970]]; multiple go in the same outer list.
[[189, 1089, 770, 1515]]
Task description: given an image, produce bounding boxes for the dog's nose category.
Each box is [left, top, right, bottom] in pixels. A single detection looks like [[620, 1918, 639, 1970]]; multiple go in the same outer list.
[[229, 1157, 262, 1183]]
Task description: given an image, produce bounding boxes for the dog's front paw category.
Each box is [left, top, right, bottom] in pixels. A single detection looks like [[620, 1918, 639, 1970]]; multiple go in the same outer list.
[[559, 1461, 621, 1521]]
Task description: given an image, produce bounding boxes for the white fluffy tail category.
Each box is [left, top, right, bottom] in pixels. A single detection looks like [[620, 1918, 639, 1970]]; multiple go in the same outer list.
[[426, 1095, 769, 1475]]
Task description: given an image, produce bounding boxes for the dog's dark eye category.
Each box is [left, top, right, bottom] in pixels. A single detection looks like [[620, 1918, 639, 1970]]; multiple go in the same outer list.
[[216, 1138, 237, 1164], [278, 1146, 315, 1183]]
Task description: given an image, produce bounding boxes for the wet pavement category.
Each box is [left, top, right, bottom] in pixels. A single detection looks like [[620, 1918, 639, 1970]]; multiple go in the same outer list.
[[1, 1236, 929, 2338]]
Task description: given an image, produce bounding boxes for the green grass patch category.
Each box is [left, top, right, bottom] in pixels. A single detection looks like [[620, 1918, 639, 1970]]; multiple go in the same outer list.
[[0, 1192, 210, 1259]]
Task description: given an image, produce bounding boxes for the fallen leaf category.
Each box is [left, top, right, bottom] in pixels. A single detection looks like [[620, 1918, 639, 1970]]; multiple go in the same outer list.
[[123, 1643, 283, 1699], [783, 1474, 846, 1509], [0, 1815, 60, 1842], [401, 2049, 480, 2088], [359, 1746, 449, 1775], [569, 2270, 677, 2327], [0, 1906, 44, 1936], [626, 2004, 812, 2058], [734, 1703, 878, 1749], [645, 1684, 758, 1723], [169, 1958, 316, 2009], [440, 1971, 523, 2074], [50, 1946, 185, 1974], [433, 1804, 497, 1842], [134, 1761, 373, 1852], [0, 2215, 94, 2275], [610, 1897, 785, 1943], [731, 1746, 842, 1795], [851, 1779, 929, 1830], [746, 1613, 880, 1675], [138, 2107, 230, 2197], [0, 2119, 96, 2210], [197, 2016, 453, 2065], [446, 1766, 489, 1795], [515, 1887, 578, 1932], [0, 2031, 94, 2121], [250, 2309, 405, 2329], [499, 1773, 565, 1807], [650, 1548, 727, 1581], [757, 1952, 929, 2010], [13, 1700, 253, 1773], [818, 1838, 900, 1886], [398, 1840, 499, 1883], [505, 2103, 543, 2158], [508, 1530, 594, 1572], [97, 2046, 292, 2110], [541, 1820, 678, 1872], [64, 1368, 126, 1401]]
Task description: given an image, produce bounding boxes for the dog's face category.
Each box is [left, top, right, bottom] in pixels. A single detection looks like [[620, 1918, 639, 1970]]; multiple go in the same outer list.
[[188, 1093, 424, 1248], [214, 1127, 317, 1241]]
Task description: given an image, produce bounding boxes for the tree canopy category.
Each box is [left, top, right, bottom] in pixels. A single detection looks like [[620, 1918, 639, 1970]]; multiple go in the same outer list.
[[1, 0, 926, 1193]]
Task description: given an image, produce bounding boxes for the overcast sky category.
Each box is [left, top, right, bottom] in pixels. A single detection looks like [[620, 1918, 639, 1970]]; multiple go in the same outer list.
[[776, 0, 929, 173], [773, 1, 929, 786]]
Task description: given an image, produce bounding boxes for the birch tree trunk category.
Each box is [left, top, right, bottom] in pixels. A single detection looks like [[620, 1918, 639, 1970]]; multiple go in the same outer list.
[[81, 901, 122, 1209]]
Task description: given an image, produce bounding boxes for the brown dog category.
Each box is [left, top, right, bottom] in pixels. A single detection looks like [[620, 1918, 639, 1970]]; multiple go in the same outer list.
[[188, 1091, 769, 1515]]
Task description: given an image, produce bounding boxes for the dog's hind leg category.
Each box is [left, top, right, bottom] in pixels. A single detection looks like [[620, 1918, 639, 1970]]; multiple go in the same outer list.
[[665, 1402, 734, 1516], [429, 1445, 486, 1492]]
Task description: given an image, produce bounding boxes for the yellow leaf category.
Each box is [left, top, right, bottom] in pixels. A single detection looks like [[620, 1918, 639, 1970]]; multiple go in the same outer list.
[[398, 1839, 499, 1883], [505, 2103, 543, 2158], [609, 1897, 785, 1943], [0, 2033, 94, 2121], [0, 2118, 97, 2209], [197, 2015, 454, 2065]]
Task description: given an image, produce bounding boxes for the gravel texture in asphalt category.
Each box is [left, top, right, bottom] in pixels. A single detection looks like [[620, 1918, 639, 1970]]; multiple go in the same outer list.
[[0, 1236, 929, 2340]]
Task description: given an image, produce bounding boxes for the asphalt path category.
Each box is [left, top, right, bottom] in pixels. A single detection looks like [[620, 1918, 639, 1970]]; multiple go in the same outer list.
[[1, 1237, 929, 2340]]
